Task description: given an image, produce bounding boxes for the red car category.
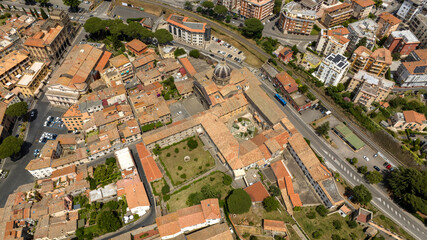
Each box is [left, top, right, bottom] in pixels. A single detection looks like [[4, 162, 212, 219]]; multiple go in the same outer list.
[[386, 164, 392, 170]]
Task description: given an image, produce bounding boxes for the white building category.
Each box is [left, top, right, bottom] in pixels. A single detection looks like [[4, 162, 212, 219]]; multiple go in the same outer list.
[[396, 0, 427, 22], [114, 147, 135, 171], [122, 178, 150, 217], [316, 27, 350, 56], [25, 158, 52, 179], [166, 14, 211, 47], [409, 14, 427, 49], [347, 19, 378, 51], [316, 53, 350, 86]]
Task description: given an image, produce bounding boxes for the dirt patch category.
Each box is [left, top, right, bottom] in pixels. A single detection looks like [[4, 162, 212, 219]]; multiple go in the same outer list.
[[114, 0, 172, 16]]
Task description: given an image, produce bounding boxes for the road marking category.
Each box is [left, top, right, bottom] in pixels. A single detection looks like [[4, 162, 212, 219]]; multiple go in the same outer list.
[[399, 214, 401, 217], [387, 204, 390, 208]]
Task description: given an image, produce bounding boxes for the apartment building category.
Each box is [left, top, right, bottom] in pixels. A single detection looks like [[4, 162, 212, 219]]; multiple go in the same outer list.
[[351, 0, 375, 20], [24, 24, 69, 62], [125, 39, 148, 56], [396, 0, 427, 22], [240, 0, 274, 20], [278, 2, 316, 35], [376, 12, 401, 38], [46, 44, 104, 106], [109, 54, 134, 83], [347, 18, 378, 51], [166, 14, 211, 47], [409, 14, 427, 49], [395, 49, 427, 86], [0, 50, 31, 89], [348, 70, 395, 108], [316, 27, 350, 56], [350, 47, 392, 77], [15, 62, 50, 98], [384, 30, 420, 56], [316, 53, 350, 86], [299, 0, 324, 12], [0, 101, 16, 142], [216, 0, 239, 11], [391, 110, 427, 131], [320, 3, 353, 28]]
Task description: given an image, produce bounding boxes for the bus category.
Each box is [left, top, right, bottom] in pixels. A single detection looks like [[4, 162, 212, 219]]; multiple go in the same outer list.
[[275, 94, 287, 106]]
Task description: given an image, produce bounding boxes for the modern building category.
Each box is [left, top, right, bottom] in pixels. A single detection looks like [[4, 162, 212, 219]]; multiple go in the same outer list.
[[109, 54, 134, 83], [0, 50, 31, 89], [384, 30, 420, 56], [299, 0, 324, 12], [396, 0, 427, 22], [316, 27, 350, 56], [240, 0, 274, 20], [350, 47, 392, 77], [348, 70, 395, 108], [347, 18, 378, 51], [376, 12, 401, 39], [45, 44, 105, 106], [391, 110, 427, 131], [409, 14, 427, 49], [156, 198, 221, 239], [320, 3, 353, 28], [166, 14, 211, 47], [15, 62, 50, 98], [316, 53, 350, 86], [351, 0, 375, 20], [394, 49, 427, 86], [278, 2, 316, 35]]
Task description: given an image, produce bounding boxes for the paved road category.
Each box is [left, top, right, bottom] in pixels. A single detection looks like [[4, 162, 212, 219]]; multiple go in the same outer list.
[[258, 80, 426, 240]]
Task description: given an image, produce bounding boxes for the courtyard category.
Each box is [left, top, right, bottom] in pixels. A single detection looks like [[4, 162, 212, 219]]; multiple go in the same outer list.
[[158, 136, 215, 186]]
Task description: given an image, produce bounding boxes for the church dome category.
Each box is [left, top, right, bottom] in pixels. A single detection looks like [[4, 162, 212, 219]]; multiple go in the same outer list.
[[213, 59, 232, 86]]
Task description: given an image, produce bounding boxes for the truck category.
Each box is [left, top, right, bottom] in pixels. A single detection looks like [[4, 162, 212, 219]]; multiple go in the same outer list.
[[275, 94, 287, 106]]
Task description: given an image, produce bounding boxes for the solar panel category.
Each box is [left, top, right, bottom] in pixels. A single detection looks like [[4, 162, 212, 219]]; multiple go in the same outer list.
[[414, 66, 426, 74]]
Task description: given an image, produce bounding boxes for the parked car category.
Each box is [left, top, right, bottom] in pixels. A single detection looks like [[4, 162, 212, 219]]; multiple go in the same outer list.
[[383, 162, 389, 167], [373, 166, 381, 171], [386, 164, 392, 170], [363, 155, 369, 161]]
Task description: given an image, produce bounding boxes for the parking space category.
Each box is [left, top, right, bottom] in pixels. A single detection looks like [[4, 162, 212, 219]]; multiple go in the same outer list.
[[169, 101, 191, 122], [301, 107, 326, 124], [206, 37, 245, 63]]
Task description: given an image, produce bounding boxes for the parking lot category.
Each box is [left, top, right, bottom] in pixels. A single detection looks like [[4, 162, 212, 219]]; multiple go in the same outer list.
[[207, 37, 245, 63]]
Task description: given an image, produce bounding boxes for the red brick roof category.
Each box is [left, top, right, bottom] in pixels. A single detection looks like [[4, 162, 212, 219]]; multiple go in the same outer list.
[[244, 181, 270, 202], [136, 143, 162, 183]]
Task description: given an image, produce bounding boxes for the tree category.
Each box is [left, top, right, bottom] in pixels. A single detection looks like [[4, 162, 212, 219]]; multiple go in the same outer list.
[[298, 84, 309, 94], [223, 175, 232, 185], [347, 219, 357, 228], [5, 102, 28, 118], [187, 138, 198, 150], [312, 231, 322, 239], [201, 1, 214, 10], [269, 185, 281, 197], [250, 236, 258, 240], [331, 234, 341, 240], [154, 29, 173, 44], [189, 49, 200, 58], [184, 1, 193, 11], [273, 0, 282, 14], [292, 45, 299, 54], [40, 8, 48, 19], [392, 52, 401, 60], [242, 18, 264, 39], [214, 5, 228, 16], [315, 205, 328, 216], [174, 48, 186, 58], [36, 0, 50, 7], [197, 6, 203, 12], [357, 166, 368, 174], [356, 37, 367, 48], [353, 185, 372, 205], [161, 184, 170, 195], [187, 192, 204, 205], [332, 220, 342, 230], [365, 171, 383, 184], [0, 136, 23, 159], [263, 196, 279, 212], [227, 189, 251, 214], [201, 185, 221, 198], [315, 121, 330, 137], [336, 83, 345, 92], [33, 8, 40, 18], [63, 0, 80, 12], [96, 211, 122, 232]]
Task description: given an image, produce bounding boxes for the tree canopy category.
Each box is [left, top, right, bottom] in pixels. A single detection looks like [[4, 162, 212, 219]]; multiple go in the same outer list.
[[96, 211, 122, 232], [5, 102, 28, 118], [352, 185, 372, 205], [36, 0, 50, 7], [63, 0, 81, 11], [387, 167, 427, 214], [227, 189, 251, 214], [269, 185, 281, 197], [187, 138, 198, 150], [242, 18, 264, 39], [174, 48, 186, 58], [189, 49, 200, 58], [187, 184, 221, 206], [214, 5, 228, 16], [315, 121, 330, 137], [154, 29, 173, 44], [263, 196, 279, 212], [40, 8, 48, 19], [0, 136, 23, 159], [201, 1, 214, 9], [273, 0, 282, 14], [184, 1, 193, 11], [365, 171, 383, 184]]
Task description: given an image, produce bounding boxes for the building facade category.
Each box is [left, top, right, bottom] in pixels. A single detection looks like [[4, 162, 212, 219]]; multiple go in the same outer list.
[[278, 2, 316, 35], [109, 54, 134, 83], [16, 62, 50, 98], [391, 110, 427, 131], [166, 14, 211, 47], [316, 27, 350, 56], [376, 12, 401, 39], [240, 0, 274, 20], [350, 47, 392, 77], [0, 50, 31, 89], [351, 0, 375, 20], [347, 18, 378, 51], [320, 3, 353, 28], [394, 50, 427, 86], [409, 14, 427, 49], [396, 0, 427, 22], [384, 30, 420, 56], [316, 53, 350, 86]]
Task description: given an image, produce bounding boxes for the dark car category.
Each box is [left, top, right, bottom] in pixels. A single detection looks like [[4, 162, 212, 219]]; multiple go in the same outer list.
[[373, 166, 381, 171], [383, 162, 389, 167]]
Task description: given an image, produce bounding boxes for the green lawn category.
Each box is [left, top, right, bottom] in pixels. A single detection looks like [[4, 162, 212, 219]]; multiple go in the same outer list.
[[231, 203, 294, 228], [151, 178, 167, 196], [158, 137, 215, 186], [373, 214, 416, 240], [294, 206, 366, 240], [286, 224, 301, 240], [166, 171, 233, 212]]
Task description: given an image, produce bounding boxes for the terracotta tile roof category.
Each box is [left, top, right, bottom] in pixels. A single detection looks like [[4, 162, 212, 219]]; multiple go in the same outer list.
[[289, 193, 302, 207], [413, 49, 427, 60], [403, 110, 426, 124], [178, 57, 197, 76], [166, 14, 207, 33], [371, 48, 392, 65], [95, 51, 112, 72], [263, 219, 287, 232], [186, 223, 233, 240], [135, 143, 162, 183], [0, 50, 29, 76], [325, 3, 351, 13], [402, 60, 427, 75], [109, 54, 130, 68], [51, 165, 76, 179], [124, 177, 150, 210], [244, 181, 270, 202], [24, 25, 63, 47], [132, 52, 158, 68], [271, 160, 290, 180], [279, 47, 293, 57], [339, 204, 352, 215], [175, 79, 194, 95], [352, 0, 375, 7], [177, 205, 206, 229], [354, 46, 372, 57], [126, 39, 147, 52], [200, 198, 221, 220], [156, 213, 181, 237], [25, 158, 51, 171], [275, 72, 298, 93], [379, 12, 401, 26]]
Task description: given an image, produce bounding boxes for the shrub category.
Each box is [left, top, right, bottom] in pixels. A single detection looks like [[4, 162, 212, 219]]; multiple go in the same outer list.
[[223, 175, 232, 185], [331, 234, 341, 240], [96, 211, 122, 232], [166, 153, 171, 157], [210, 177, 215, 181], [227, 189, 252, 214], [199, 166, 202, 169], [161, 184, 170, 195], [163, 195, 170, 201], [106, 157, 116, 165], [347, 220, 357, 228], [187, 138, 198, 150], [315, 205, 328, 217], [178, 166, 183, 170], [332, 220, 342, 230], [180, 174, 187, 179], [189, 49, 200, 58], [174, 148, 179, 153], [312, 230, 322, 239], [306, 211, 316, 219], [206, 163, 210, 167], [263, 196, 279, 212], [269, 185, 281, 197], [194, 157, 198, 161]]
